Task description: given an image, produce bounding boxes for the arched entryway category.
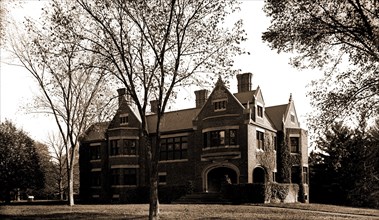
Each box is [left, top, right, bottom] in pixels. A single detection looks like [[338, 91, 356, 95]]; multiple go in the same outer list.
[[204, 165, 238, 192], [253, 166, 266, 183]]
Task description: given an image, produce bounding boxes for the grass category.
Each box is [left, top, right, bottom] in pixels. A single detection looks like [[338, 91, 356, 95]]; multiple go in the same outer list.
[[0, 203, 378, 219]]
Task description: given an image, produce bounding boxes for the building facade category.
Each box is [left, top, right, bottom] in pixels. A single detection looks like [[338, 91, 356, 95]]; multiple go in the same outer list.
[[79, 73, 309, 203]]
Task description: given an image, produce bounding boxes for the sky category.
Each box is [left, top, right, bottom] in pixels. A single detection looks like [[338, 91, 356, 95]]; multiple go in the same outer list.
[[0, 0, 323, 142]]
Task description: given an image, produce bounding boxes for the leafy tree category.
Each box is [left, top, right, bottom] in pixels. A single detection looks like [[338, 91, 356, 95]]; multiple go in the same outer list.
[[310, 119, 379, 208], [7, 2, 116, 205], [47, 133, 66, 200], [44, 0, 246, 218], [33, 141, 57, 200], [263, 0, 379, 133], [0, 120, 44, 203]]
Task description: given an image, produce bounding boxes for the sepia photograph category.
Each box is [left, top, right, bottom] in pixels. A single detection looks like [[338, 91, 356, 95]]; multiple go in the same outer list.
[[1, 0, 378, 219]]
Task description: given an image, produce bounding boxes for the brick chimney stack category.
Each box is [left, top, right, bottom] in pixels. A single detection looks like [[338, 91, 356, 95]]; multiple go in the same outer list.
[[150, 100, 159, 113], [237, 72, 253, 93], [194, 89, 209, 108], [117, 88, 126, 108]]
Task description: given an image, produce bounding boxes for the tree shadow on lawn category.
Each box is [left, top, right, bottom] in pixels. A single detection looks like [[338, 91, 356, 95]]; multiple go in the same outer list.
[[0, 213, 147, 220]]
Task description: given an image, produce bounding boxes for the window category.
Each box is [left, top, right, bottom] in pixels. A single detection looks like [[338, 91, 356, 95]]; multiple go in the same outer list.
[[160, 136, 188, 161], [111, 169, 121, 185], [210, 130, 225, 147], [110, 140, 119, 156], [90, 145, 101, 160], [203, 132, 208, 148], [91, 172, 101, 186], [229, 129, 238, 145], [290, 114, 295, 123], [203, 129, 238, 148], [122, 139, 138, 155], [274, 136, 277, 151], [291, 166, 301, 184], [303, 167, 308, 184], [256, 131, 264, 150], [120, 114, 129, 125], [290, 137, 300, 153], [123, 168, 137, 185], [214, 100, 227, 111], [257, 105, 263, 117], [159, 173, 167, 185]]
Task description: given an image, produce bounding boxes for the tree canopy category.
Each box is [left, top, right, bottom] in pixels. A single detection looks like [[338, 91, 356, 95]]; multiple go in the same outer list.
[[0, 120, 45, 203], [263, 0, 379, 131], [310, 119, 379, 208]]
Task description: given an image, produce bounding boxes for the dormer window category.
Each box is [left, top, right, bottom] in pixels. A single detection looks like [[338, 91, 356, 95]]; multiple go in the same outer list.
[[214, 100, 227, 111], [290, 113, 295, 123], [120, 114, 129, 125], [257, 105, 263, 118]]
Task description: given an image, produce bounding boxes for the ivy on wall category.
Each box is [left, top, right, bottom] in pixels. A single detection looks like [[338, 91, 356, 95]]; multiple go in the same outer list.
[[276, 131, 291, 183], [256, 132, 276, 182]]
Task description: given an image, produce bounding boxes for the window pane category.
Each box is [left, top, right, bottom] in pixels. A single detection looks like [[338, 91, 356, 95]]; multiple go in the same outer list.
[[219, 131, 225, 145], [181, 142, 188, 149]]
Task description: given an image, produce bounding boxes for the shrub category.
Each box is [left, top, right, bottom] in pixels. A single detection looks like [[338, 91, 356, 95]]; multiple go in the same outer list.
[[224, 183, 268, 204], [270, 183, 299, 203]]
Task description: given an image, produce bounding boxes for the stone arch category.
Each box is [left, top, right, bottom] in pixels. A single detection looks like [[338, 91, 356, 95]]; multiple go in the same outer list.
[[202, 163, 240, 192], [253, 166, 266, 183]]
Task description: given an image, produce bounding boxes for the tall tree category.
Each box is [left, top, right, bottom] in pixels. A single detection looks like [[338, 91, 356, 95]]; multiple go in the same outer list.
[[7, 1, 115, 205], [47, 133, 67, 200], [0, 120, 44, 204], [34, 141, 57, 200], [262, 0, 379, 133], [310, 118, 379, 208], [47, 0, 246, 218]]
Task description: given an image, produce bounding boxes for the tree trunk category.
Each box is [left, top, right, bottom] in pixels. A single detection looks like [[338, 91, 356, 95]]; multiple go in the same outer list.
[[147, 134, 160, 220], [67, 164, 74, 206], [59, 178, 64, 201], [149, 165, 159, 220], [5, 189, 11, 204]]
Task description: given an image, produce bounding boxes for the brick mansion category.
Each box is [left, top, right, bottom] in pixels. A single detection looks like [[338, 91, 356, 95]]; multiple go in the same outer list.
[[79, 72, 309, 203]]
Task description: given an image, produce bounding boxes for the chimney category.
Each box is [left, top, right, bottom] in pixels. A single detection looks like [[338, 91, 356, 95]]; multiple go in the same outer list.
[[194, 89, 209, 108], [237, 72, 253, 93], [150, 100, 159, 113], [117, 88, 126, 108]]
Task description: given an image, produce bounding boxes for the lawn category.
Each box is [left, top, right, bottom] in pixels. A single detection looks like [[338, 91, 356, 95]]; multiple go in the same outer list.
[[0, 203, 378, 219]]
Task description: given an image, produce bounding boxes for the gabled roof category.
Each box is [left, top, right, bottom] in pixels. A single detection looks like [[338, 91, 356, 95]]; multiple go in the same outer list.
[[233, 90, 256, 105], [147, 108, 200, 133], [265, 104, 288, 131], [82, 121, 110, 142]]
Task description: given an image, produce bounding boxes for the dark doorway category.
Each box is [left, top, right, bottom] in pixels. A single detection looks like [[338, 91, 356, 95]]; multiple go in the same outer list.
[[253, 167, 266, 183], [207, 167, 237, 192]]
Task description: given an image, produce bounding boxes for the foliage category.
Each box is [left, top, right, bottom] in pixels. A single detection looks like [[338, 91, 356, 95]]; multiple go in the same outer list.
[[270, 183, 298, 203], [33, 142, 58, 199], [0, 0, 22, 46], [256, 132, 276, 182], [225, 183, 268, 204], [0, 120, 45, 203], [263, 0, 379, 135], [276, 132, 291, 183], [310, 120, 379, 208]]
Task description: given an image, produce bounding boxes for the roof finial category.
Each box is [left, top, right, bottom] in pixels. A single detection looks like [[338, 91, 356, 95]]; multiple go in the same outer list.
[[289, 93, 293, 102], [216, 75, 224, 86]]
